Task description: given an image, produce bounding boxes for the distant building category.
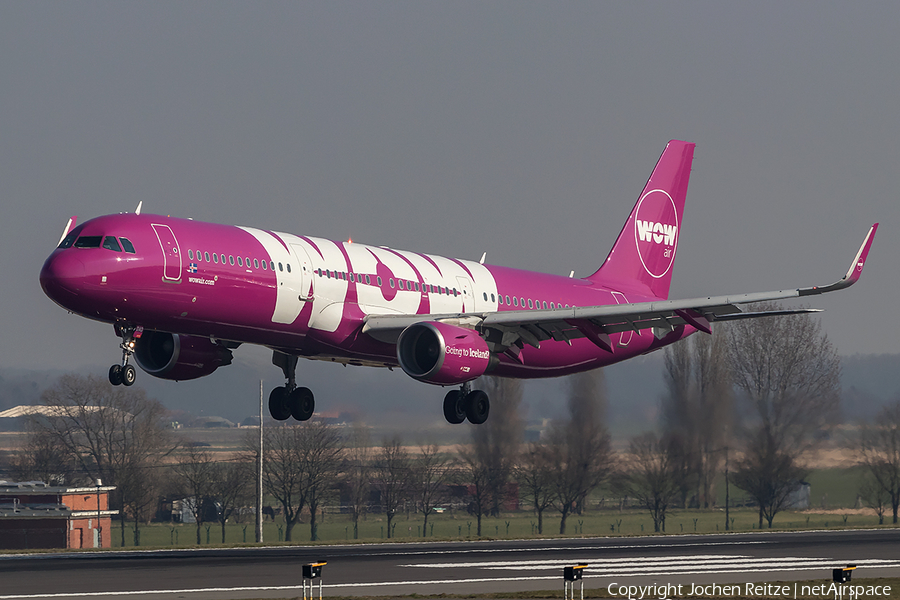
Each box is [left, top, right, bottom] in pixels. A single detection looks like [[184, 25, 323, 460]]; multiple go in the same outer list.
[[0, 405, 130, 432], [0, 480, 117, 549], [188, 416, 235, 428]]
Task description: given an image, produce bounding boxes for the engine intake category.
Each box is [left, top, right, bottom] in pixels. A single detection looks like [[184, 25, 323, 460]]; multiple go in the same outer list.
[[134, 331, 233, 381], [397, 322, 492, 385]]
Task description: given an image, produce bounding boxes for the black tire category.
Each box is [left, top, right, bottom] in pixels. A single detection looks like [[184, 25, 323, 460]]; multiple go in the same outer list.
[[268, 386, 291, 421], [289, 387, 315, 421], [464, 390, 490, 425], [122, 364, 137, 386], [443, 390, 466, 424], [108, 365, 123, 386]]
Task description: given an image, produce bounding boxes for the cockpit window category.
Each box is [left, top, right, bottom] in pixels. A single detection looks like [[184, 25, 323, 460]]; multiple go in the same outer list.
[[74, 236, 102, 248], [102, 236, 122, 252], [58, 231, 78, 249], [119, 237, 136, 254]]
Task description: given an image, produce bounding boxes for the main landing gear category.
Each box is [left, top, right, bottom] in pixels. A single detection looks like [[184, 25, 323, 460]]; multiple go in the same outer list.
[[108, 322, 137, 387], [269, 352, 315, 422], [443, 382, 490, 425]]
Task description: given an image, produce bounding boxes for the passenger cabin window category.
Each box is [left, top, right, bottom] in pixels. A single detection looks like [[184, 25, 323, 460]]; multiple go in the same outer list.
[[229, 255, 235, 266], [74, 236, 102, 248], [238, 257, 243, 266], [188, 250, 194, 260], [286, 264, 291, 273], [483, 292, 488, 301], [254, 259, 259, 269], [377, 276, 383, 286], [365, 274, 371, 284], [213, 254, 219, 264], [269, 261, 275, 271], [262, 261, 267, 270], [102, 236, 122, 252], [58, 231, 78, 249]]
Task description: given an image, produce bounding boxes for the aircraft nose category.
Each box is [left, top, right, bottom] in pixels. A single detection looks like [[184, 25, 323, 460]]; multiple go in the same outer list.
[[40, 250, 86, 303]]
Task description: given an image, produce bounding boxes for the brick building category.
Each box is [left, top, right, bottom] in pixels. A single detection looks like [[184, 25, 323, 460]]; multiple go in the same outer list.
[[0, 481, 117, 550]]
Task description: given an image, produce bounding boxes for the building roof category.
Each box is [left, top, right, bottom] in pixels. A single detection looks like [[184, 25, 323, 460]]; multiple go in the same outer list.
[[0, 405, 128, 419], [0, 481, 117, 494]]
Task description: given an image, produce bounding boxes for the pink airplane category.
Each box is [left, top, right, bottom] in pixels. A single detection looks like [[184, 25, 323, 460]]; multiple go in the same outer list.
[[40, 141, 877, 425]]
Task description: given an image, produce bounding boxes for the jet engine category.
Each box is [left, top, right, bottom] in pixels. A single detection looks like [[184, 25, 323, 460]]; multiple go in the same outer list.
[[134, 331, 233, 381], [396, 321, 493, 385]]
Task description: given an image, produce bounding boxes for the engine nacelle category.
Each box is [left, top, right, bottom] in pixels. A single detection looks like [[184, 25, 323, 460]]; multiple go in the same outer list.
[[396, 321, 492, 385], [134, 331, 233, 381]]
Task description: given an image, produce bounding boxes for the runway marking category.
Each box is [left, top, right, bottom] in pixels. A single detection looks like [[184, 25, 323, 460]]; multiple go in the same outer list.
[[404, 555, 900, 572], [2, 555, 900, 599]]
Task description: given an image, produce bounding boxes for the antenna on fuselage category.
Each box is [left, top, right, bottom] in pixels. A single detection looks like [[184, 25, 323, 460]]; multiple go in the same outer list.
[[134, 201, 142, 215], [479, 252, 486, 264], [569, 270, 575, 278]]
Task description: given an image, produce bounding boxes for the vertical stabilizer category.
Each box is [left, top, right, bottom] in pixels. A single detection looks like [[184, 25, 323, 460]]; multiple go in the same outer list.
[[588, 140, 694, 299]]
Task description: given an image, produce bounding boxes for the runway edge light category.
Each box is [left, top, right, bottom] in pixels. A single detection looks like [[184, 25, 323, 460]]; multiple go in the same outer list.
[[302, 561, 327, 600], [564, 564, 587, 600], [833, 564, 857, 584]]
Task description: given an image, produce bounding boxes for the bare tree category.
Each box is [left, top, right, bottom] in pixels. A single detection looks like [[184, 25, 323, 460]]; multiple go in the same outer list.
[[732, 430, 808, 528], [413, 443, 452, 537], [516, 441, 554, 535], [548, 370, 612, 534], [344, 424, 372, 540], [726, 304, 840, 528], [614, 432, 684, 532], [26, 374, 174, 546], [662, 328, 732, 508], [457, 443, 490, 536], [299, 420, 344, 541], [860, 473, 889, 525], [209, 459, 252, 543], [8, 428, 71, 484], [374, 435, 411, 539], [120, 457, 164, 546], [471, 377, 524, 516], [859, 401, 900, 523], [261, 424, 306, 541], [173, 443, 217, 544], [259, 421, 344, 542]]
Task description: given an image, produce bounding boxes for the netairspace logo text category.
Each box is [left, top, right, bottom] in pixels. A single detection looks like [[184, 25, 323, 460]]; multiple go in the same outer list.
[[606, 582, 891, 600]]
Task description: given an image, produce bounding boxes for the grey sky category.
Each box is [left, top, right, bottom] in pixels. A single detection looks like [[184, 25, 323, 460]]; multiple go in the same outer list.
[[2, 2, 897, 387]]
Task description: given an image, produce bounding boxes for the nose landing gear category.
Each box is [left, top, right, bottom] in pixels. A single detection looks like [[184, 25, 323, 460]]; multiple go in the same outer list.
[[109, 322, 139, 387], [443, 383, 490, 425], [269, 351, 315, 422]]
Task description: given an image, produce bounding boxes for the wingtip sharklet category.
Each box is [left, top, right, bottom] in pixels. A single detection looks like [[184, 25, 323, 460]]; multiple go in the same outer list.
[[799, 223, 878, 296]]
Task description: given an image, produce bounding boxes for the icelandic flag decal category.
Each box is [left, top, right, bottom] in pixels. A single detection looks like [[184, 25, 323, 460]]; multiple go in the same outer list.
[[188, 262, 198, 274]]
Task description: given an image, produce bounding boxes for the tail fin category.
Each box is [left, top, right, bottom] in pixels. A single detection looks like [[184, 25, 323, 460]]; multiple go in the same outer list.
[[587, 140, 695, 300]]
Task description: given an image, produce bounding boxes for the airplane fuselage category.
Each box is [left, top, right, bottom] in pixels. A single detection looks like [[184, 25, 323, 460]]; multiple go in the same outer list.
[[41, 213, 686, 380]]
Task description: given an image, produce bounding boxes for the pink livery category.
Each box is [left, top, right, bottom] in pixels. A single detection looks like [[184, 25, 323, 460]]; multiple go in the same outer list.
[[40, 141, 878, 424]]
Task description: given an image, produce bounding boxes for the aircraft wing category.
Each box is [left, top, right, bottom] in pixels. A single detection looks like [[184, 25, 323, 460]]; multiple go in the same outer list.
[[362, 224, 877, 353]]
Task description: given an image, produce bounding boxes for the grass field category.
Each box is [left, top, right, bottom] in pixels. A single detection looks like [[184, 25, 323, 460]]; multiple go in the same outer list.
[[109, 506, 898, 548]]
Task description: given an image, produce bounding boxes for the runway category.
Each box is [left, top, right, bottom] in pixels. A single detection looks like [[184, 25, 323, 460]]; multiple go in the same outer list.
[[0, 529, 897, 600]]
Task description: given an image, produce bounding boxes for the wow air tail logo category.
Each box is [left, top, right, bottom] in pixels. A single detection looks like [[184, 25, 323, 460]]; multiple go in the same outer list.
[[633, 189, 679, 278]]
